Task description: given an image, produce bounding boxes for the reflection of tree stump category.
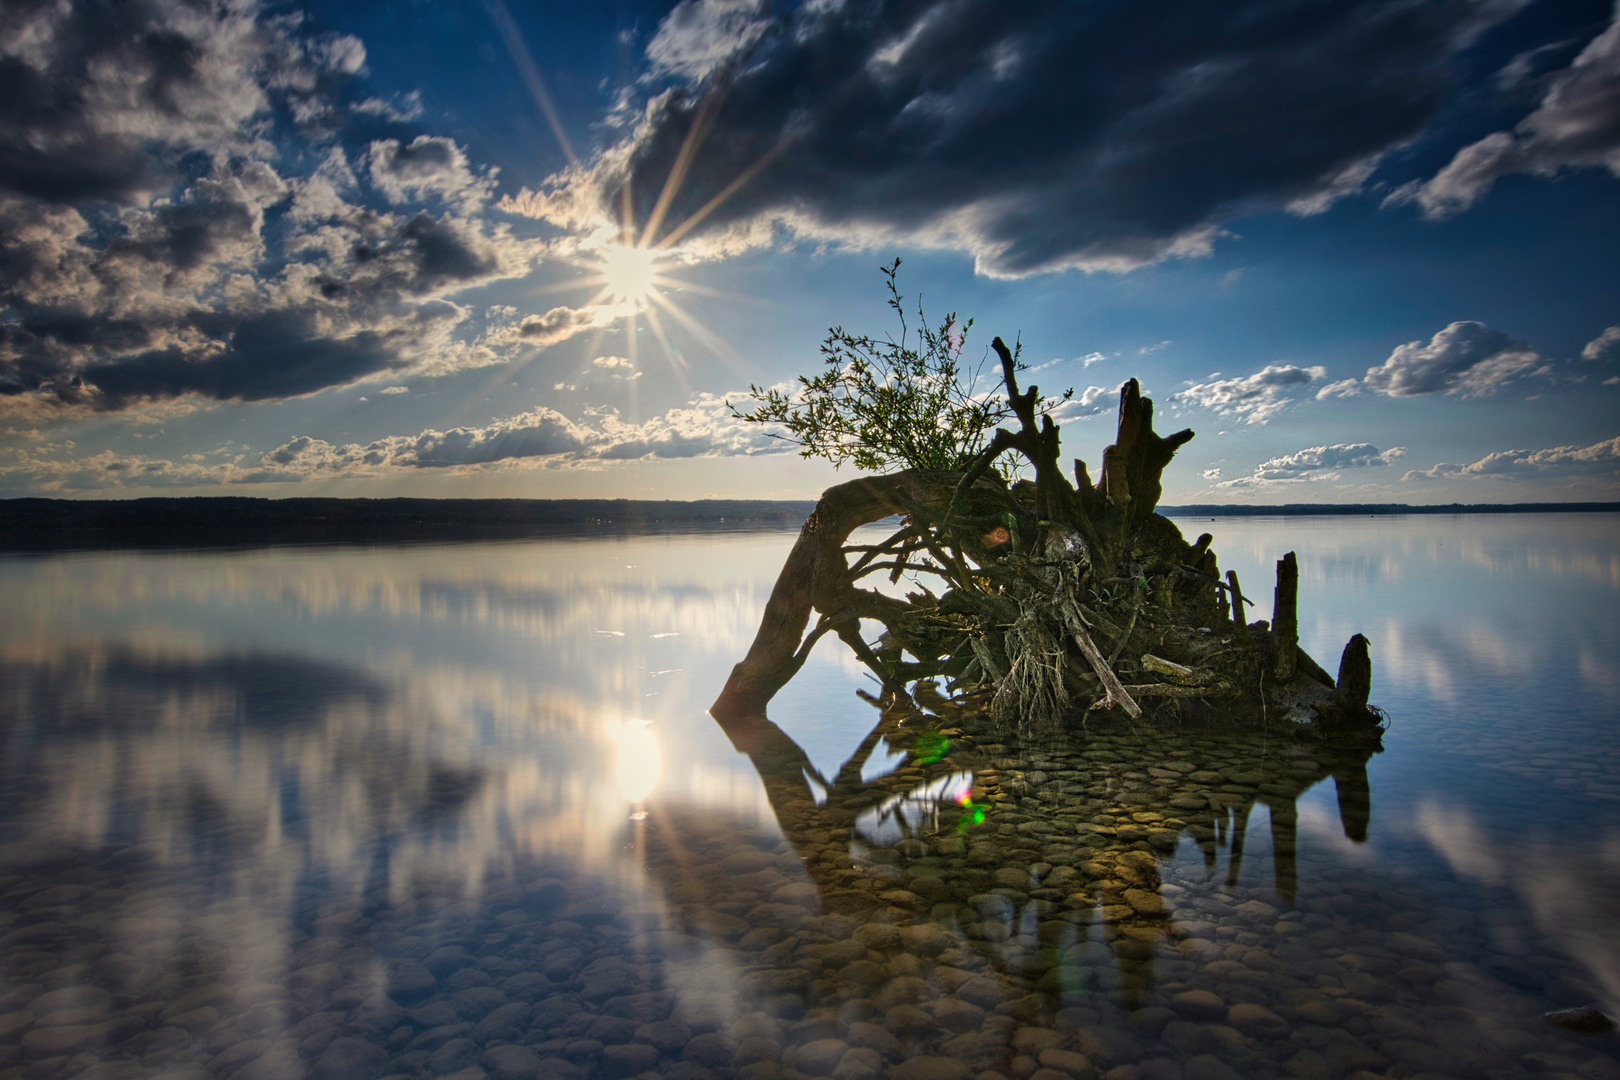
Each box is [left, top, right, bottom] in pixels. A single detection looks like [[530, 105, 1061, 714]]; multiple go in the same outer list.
[[685, 686, 1384, 1027]]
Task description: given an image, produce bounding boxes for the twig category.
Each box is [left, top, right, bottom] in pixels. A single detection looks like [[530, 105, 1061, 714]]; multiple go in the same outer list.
[[1117, 682, 1237, 699], [1107, 585, 1144, 665], [1057, 594, 1141, 717]]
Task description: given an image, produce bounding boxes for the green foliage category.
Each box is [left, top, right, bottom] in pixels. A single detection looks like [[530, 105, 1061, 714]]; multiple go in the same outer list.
[[731, 259, 1071, 474]]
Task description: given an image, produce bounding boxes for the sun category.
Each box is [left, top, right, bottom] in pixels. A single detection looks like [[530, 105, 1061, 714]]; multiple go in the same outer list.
[[597, 243, 661, 304]]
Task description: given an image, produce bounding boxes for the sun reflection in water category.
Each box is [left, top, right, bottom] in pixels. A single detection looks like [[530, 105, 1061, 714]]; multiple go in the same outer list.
[[611, 717, 662, 808]]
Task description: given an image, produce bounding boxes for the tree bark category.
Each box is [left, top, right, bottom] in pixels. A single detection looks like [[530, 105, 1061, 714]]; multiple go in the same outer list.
[[1097, 379, 1194, 524], [711, 474, 913, 721], [1272, 552, 1298, 680], [1226, 570, 1251, 642], [1333, 633, 1372, 712]]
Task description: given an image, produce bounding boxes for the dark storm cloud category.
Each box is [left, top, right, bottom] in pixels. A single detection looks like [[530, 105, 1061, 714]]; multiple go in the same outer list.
[[0, 2, 179, 203], [80, 324, 395, 408], [0, 0, 313, 205], [1399, 2, 1620, 217], [581, 0, 1522, 276]]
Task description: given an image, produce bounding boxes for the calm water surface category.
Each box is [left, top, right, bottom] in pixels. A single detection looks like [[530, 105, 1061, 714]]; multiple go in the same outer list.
[[1, 513, 1617, 1080]]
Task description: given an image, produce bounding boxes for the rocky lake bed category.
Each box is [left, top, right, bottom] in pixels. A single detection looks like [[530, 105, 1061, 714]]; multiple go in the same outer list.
[[3, 705, 1618, 1080]]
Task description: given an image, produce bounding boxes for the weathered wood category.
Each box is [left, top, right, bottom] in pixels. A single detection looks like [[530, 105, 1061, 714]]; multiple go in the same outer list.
[[1226, 570, 1251, 642], [712, 472, 925, 720], [1334, 633, 1372, 712], [1272, 551, 1299, 680], [1295, 646, 1336, 689], [715, 336, 1374, 733], [1141, 653, 1204, 684], [1058, 596, 1141, 717], [1097, 379, 1195, 524], [1203, 551, 1228, 626], [1121, 681, 1237, 699]]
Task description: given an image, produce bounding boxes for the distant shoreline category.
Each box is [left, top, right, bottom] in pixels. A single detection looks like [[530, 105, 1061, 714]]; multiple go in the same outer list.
[[1, 496, 1615, 552], [1157, 501, 1620, 516], [0, 496, 819, 552]]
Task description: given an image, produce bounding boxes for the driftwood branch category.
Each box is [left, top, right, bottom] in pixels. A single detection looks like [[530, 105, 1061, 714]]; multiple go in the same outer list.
[[1058, 595, 1140, 718]]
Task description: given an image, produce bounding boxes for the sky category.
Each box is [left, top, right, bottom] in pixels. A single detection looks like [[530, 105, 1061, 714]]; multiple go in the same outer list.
[[1, 0, 1618, 504]]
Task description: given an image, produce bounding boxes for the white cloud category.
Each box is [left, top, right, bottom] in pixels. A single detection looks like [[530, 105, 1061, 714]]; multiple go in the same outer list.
[[1172, 364, 1326, 424], [1404, 435, 1620, 481], [0, 390, 806, 493], [1215, 442, 1406, 487], [367, 136, 496, 210], [1363, 321, 1546, 398], [1314, 378, 1361, 400], [593, 355, 633, 368], [1394, 6, 1620, 218], [380, 386, 409, 395], [477, 304, 628, 351], [1047, 382, 1126, 423], [645, 0, 769, 81], [260, 394, 791, 473], [1583, 325, 1620, 362]]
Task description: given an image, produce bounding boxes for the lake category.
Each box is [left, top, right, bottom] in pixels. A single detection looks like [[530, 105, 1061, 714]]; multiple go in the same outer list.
[[0, 513, 1617, 1080]]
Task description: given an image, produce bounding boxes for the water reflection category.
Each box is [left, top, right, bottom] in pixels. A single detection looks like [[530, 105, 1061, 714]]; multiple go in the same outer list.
[[0, 522, 1617, 1080], [706, 684, 1384, 1013]]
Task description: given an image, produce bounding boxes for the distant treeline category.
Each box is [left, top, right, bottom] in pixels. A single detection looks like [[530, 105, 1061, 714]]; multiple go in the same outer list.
[[1160, 502, 1620, 516], [2, 497, 1614, 552], [0, 496, 819, 551]]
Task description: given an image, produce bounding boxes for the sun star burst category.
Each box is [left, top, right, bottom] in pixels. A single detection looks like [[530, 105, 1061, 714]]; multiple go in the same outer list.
[[597, 243, 662, 305]]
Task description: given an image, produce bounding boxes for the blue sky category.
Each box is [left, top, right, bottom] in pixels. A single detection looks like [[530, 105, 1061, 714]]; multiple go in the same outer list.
[[1, 0, 1617, 503]]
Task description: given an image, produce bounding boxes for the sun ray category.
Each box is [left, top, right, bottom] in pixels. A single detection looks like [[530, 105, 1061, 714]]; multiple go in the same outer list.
[[500, 121, 790, 404], [646, 289, 743, 373], [626, 305, 640, 396], [642, 306, 693, 400], [641, 304, 683, 373], [620, 174, 636, 248], [486, 0, 577, 166], [639, 90, 722, 249], [656, 140, 790, 250]]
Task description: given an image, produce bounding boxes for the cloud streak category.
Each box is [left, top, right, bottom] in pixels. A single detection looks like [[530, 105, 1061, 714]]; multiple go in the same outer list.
[[1393, 3, 1620, 219], [1, 392, 795, 493], [1214, 443, 1407, 488], [1404, 435, 1620, 481], [1172, 364, 1326, 424], [510, 0, 1519, 277]]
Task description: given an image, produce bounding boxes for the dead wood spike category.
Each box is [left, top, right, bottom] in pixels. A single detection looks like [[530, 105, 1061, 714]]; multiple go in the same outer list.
[[1226, 570, 1251, 642], [1097, 379, 1194, 523], [1334, 633, 1372, 712], [1272, 552, 1299, 680]]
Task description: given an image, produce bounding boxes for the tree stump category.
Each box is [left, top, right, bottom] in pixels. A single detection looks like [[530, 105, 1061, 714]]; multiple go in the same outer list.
[[1272, 552, 1299, 681]]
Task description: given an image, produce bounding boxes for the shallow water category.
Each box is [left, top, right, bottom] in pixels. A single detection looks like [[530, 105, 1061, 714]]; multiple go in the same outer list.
[[0, 513, 1617, 1080]]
